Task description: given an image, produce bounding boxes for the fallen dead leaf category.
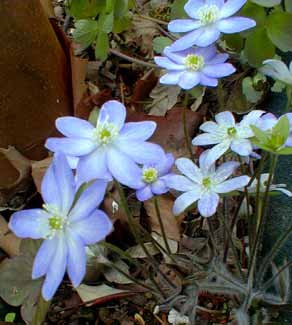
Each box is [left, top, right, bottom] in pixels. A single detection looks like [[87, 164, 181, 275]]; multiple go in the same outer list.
[[144, 194, 184, 241], [0, 214, 21, 256], [31, 157, 52, 193]]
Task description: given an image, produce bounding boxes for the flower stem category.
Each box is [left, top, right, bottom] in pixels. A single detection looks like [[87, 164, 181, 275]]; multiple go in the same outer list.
[[207, 219, 219, 256], [109, 49, 157, 69], [153, 196, 172, 255], [183, 92, 194, 161], [285, 85, 292, 112], [114, 180, 176, 291], [247, 154, 278, 286]]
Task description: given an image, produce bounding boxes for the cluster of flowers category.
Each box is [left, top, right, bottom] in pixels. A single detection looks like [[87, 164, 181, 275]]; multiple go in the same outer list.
[[7, 0, 292, 302]]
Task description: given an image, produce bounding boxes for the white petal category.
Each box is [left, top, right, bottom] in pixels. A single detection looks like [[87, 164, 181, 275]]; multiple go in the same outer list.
[[195, 27, 221, 47], [168, 19, 202, 32], [119, 121, 157, 141], [198, 192, 219, 217], [220, 0, 247, 18], [204, 142, 231, 167], [175, 158, 203, 183], [56, 117, 94, 138], [192, 133, 221, 146], [214, 175, 250, 193], [98, 100, 126, 131], [213, 161, 239, 183], [160, 71, 183, 85], [240, 110, 265, 127], [200, 121, 219, 133], [230, 139, 253, 156], [216, 17, 256, 33], [215, 111, 235, 126], [154, 57, 185, 70], [184, 0, 205, 19], [173, 190, 201, 215], [165, 175, 197, 192], [178, 71, 201, 90]]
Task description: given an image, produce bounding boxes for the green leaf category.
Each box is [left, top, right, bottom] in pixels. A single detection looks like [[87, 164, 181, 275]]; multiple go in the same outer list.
[[277, 147, 292, 155], [271, 80, 287, 93], [285, 0, 292, 13], [267, 11, 292, 52], [223, 34, 244, 52], [242, 77, 263, 103], [170, 0, 188, 19], [98, 11, 114, 33], [272, 115, 290, 144], [153, 36, 173, 54], [95, 31, 109, 61], [73, 19, 99, 48], [244, 27, 275, 67], [5, 313, 16, 322], [240, 3, 266, 28], [113, 15, 130, 33], [250, 0, 281, 7], [105, 0, 115, 13], [114, 0, 128, 17], [251, 125, 269, 143], [68, 0, 105, 19]]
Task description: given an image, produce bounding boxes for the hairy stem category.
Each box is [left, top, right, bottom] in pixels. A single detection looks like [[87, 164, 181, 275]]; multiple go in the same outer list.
[[183, 92, 194, 161]]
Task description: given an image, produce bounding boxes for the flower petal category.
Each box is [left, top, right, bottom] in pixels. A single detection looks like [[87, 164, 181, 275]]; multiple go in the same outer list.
[[195, 27, 221, 47], [56, 117, 94, 138], [32, 238, 57, 279], [200, 121, 219, 133], [192, 133, 221, 145], [203, 63, 235, 78], [151, 179, 168, 195], [173, 189, 201, 215], [98, 100, 126, 131], [42, 234, 67, 301], [154, 57, 185, 70], [184, 0, 205, 19], [216, 17, 256, 34], [45, 138, 96, 156], [66, 231, 86, 287], [117, 140, 164, 165], [195, 45, 217, 61], [178, 71, 201, 89], [199, 74, 218, 87], [71, 209, 113, 245], [53, 153, 75, 215], [120, 122, 157, 141], [156, 153, 174, 175], [168, 19, 202, 32], [198, 192, 219, 217], [9, 209, 50, 239], [69, 179, 107, 223], [204, 142, 231, 167], [214, 175, 250, 193], [240, 110, 265, 127], [230, 138, 253, 156], [215, 111, 235, 126], [76, 148, 111, 187], [160, 71, 183, 85], [213, 161, 239, 183], [175, 158, 203, 183], [207, 53, 229, 64], [107, 148, 144, 189], [165, 175, 197, 191], [220, 0, 247, 18], [169, 29, 203, 51], [136, 185, 153, 201]]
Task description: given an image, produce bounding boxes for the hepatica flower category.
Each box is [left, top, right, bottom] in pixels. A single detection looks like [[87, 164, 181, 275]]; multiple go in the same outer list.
[[192, 110, 264, 167], [9, 153, 112, 301], [261, 59, 292, 86], [45, 100, 164, 188], [154, 45, 235, 89], [135, 153, 174, 201], [165, 151, 249, 217], [168, 0, 256, 51]]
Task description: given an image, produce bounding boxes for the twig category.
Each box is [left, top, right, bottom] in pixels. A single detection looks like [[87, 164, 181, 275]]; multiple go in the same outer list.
[[109, 49, 157, 69]]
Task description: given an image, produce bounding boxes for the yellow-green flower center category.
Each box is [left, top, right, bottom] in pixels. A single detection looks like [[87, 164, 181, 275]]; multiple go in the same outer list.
[[49, 216, 63, 230], [227, 127, 237, 137], [93, 122, 119, 145], [202, 177, 212, 188], [185, 54, 205, 71], [197, 4, 220, 25], [142, 168, 158, 183]]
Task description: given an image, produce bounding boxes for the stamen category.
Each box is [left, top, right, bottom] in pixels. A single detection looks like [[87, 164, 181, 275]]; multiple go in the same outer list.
[[197, 5, 220, 25], [185, 54, 205, 71], [142, 168, 158, 183]]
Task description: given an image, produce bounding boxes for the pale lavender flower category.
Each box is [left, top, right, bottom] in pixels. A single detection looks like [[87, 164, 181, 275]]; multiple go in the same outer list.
[[165, 151, 249, 217], [135, 153, 174, 201], [168, 0, 256, 51], [154, 45, 235, 89], [261, 59, 292, 86], [192, 110, 265, 167], [9, 153, 112, 301], [45, 100, 164, 188]]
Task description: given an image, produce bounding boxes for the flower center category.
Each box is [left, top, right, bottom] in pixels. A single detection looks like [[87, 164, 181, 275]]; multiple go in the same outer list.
[[93, 122, 119, 146], [227, 127, 237, 137], [202, 177, 212, 189], [197, 4, 220, 25], [43, 204, 67, 238], [185, 54, 204, 71], [142, 168, 158, 183], [49, 216, 63, 230]]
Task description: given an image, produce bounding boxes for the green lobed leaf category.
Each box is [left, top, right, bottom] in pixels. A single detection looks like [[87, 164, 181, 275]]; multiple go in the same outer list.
[[170, 0, 188, 19], [250, 0, 281, 7], [251, 125, 269, 143], [271, 80, 287, 93], [285, 0, 292, 13], [242, 77, 263, 103], [244, 27, 275, 67], [98, 11, 114, 33], [73, 19, 99, 48], [95, 31, 109, 61], [240, 2, 266, 28], [68, 0, 105, 19], [113, 15, 130, 33], [267, 11, 292, 52], [272, 115, 290, 146], [114, 0, 129, 17], [153, 36, 173, 53], [277, 147, 292, 155], [5, 313, 16, 322]]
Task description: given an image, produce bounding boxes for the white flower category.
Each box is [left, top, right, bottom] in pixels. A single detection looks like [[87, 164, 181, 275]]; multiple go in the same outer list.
[[192, 110, 264, 167], [168, 309, 190, 325], [164, 151, 250, 217], [261, 59, 292, 86], [244, 173, 292, 197]]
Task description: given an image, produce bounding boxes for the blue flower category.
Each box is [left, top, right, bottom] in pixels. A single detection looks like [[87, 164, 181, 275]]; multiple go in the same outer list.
[[192, 110, 264, 167], [154, 45, 235, 89], [168, 0, 256, 51], [9, 153, 112, 301], [164, 151, 249, 217], [45, 100, 164, 188], [135, 153, 174, 201]]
